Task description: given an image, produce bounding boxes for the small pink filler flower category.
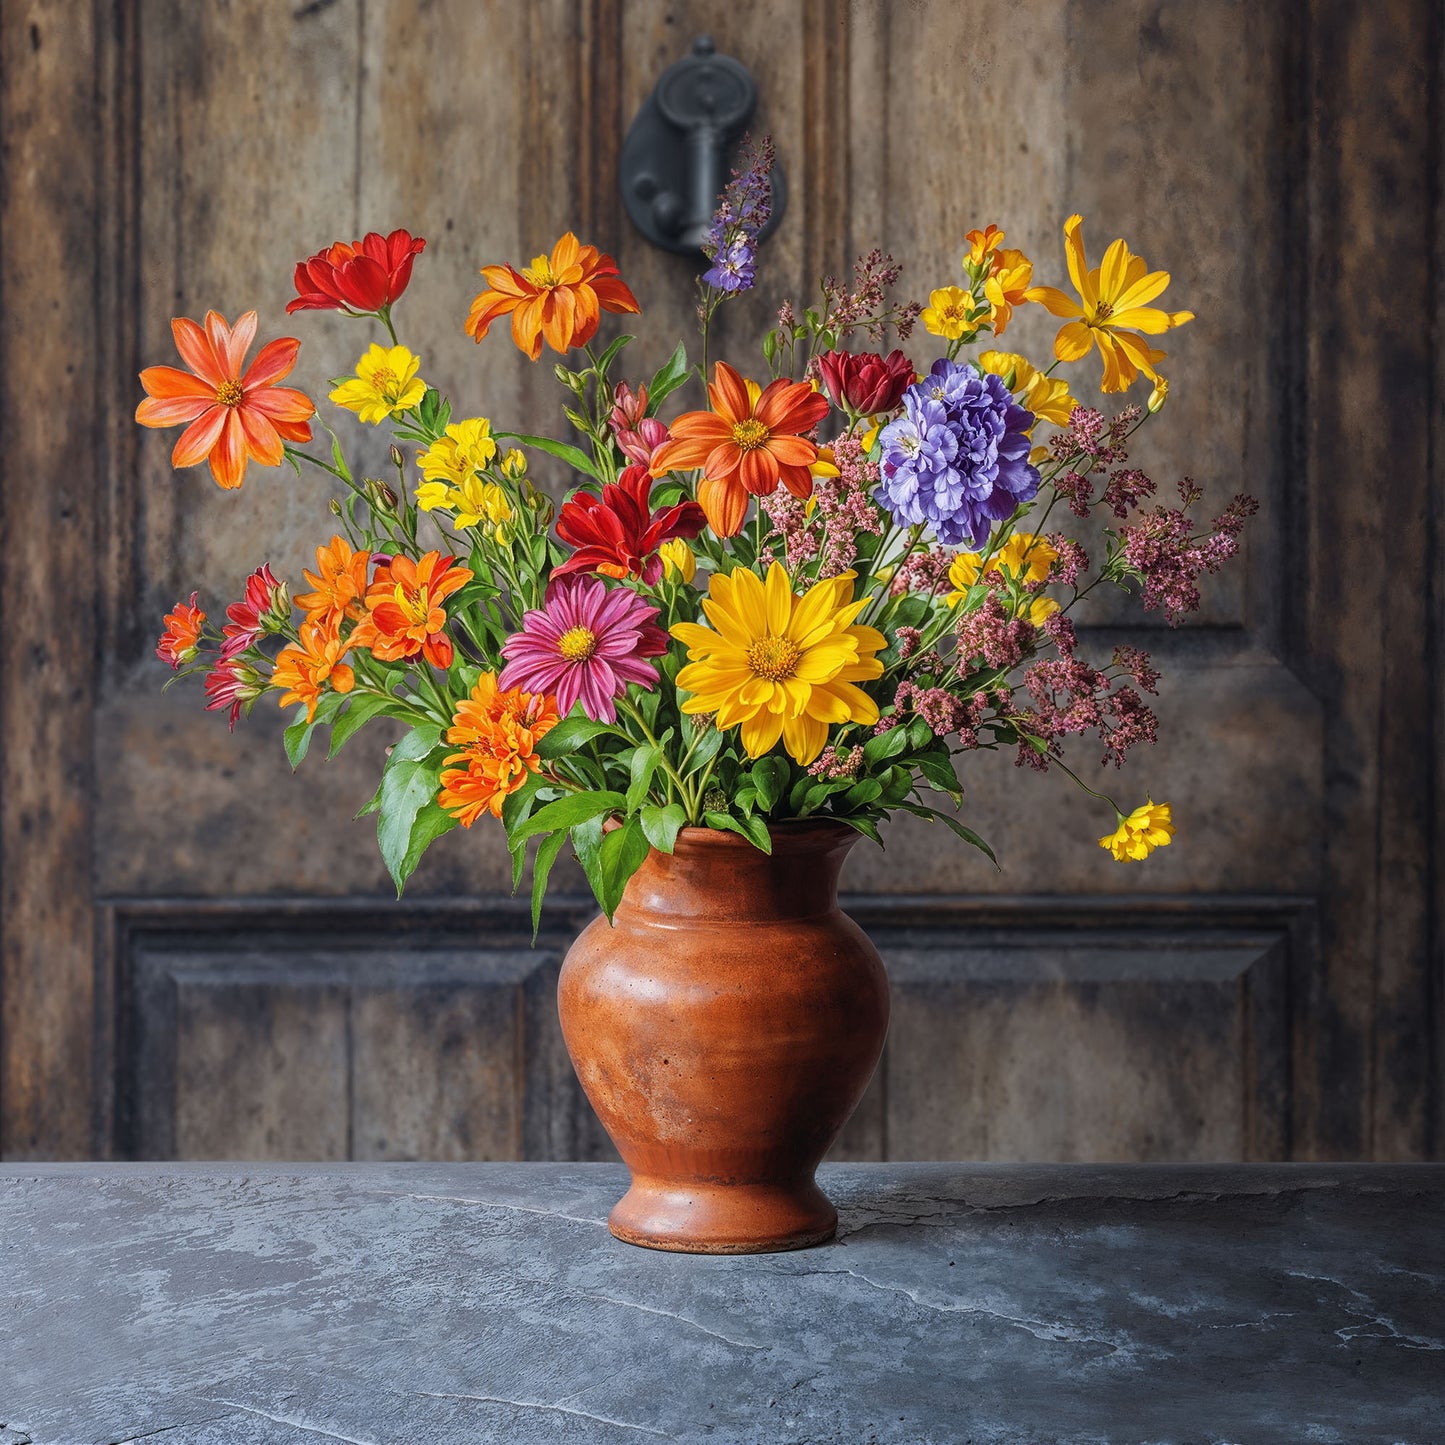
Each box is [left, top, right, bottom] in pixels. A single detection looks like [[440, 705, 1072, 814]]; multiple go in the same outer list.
[[499, 575, 668, 723]]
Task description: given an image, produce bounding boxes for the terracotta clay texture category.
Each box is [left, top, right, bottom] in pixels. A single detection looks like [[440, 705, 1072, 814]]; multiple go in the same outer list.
[[557, 821, 890, 1254]]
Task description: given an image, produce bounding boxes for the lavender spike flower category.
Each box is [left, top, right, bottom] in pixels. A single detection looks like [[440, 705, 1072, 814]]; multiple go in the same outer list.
[[700, 135, 774, 295]]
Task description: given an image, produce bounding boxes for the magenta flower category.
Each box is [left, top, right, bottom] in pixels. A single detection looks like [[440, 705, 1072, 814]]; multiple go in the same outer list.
[[499, 575, 668, 723]]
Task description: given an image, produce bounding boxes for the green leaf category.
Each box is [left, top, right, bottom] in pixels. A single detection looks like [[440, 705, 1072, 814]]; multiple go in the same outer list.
[[908, 716, 934, 751], [916, 753, 964, 799], [840, 815, 885, 847], [646, 340, 691, 413], [282, 689, 348, 769], [704, 810, 772, 854], [571, 814, 606, 891], [594, 333, 634, 376], [530, 829, 569, 940], [626, 745, 662, 812], [640, 802, 687, 854], [514, 789, 626, 843], [590, 815, 651, 922], [930, 810, 999, 866], [494, 430, 600, 481], [750, 755, 788, 813], [375, 725, 446, 894], [329, 691, 400, 757], [682, 724, 724, 776], [843, 777, 884, 809], [863, 724, 909, 767], [536, 716, 616, 759], [394, 801, 458, 894]]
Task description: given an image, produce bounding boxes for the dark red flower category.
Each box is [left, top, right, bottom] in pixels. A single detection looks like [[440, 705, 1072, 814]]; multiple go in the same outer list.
[[553, 465, 706, 586], [287, 229, 426, 315], [817, 348, 915, 416], [220, 563, 287, 660]]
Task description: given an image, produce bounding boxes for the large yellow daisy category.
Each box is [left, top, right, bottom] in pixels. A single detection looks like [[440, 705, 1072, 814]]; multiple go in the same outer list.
[[671, 563, 886, 764]]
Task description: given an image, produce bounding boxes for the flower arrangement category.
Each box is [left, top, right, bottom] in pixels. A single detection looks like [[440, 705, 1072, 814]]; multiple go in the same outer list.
[[143, 147, 1254, 927]]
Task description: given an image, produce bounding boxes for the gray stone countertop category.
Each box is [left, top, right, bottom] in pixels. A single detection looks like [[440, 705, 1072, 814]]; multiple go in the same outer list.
[[2, 1162, 1442, 1445]]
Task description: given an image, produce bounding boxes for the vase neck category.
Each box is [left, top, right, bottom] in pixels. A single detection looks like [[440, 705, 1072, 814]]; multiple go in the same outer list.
[[618, 823, 857, 924]]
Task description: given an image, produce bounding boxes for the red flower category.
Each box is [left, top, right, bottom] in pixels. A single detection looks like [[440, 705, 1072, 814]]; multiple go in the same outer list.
[[553, 465, 706, 585], [817, 349, 914, 416], [287, 229, 426, 315], [157, 592, 205, 669], [220, 563, 287, 660], [204, 657, 265, 731]]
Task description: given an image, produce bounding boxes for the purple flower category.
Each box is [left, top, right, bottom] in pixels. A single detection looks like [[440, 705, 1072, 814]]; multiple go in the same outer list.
[[876, 359, 1041, 548], [499, 575, 668, 723], [701, 136, 774, 296]]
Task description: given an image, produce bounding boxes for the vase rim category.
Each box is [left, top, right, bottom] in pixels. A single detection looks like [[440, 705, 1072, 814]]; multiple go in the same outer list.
[[670, 818, 858, 852]]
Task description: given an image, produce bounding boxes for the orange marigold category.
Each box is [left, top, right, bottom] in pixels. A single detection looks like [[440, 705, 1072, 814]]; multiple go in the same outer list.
[[157, 592, 206, 669], [294, 534, 370, 626], [438, 673, 560, 826], [350, 550, 473, 669], [271, 619, 354, 722], [465, 232, 640, 361]]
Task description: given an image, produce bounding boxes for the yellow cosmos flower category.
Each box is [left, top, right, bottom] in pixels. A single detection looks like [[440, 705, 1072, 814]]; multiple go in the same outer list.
[[977, 350, 1080, 427], [1099, 799, 1175, 861], [922, 286, 988, 341], [417, 472, 514, 539], [659, 538, 696, 583], [984, 248, 1033, 336], [329, 343, 426, 424], [671, 563, 886, 764], [418, 417, 498, 487], [1025, 214, 1194, 394]]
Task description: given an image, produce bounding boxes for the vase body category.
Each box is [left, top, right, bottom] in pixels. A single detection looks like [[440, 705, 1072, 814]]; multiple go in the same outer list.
[[557, 820, 889, 1254]]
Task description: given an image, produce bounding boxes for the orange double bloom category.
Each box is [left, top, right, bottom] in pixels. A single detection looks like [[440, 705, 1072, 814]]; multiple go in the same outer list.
[[438, 673, 560, 826], [465, 233, 639, 361], [350, 550, 473, 670], [650, 362, 829, 537], [272, 620, 354, 722]]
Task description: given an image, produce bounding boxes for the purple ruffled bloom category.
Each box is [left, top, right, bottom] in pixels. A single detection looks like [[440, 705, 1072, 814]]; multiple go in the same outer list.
[[876, 358, 1040, 547], [499, 575, 668, 724]]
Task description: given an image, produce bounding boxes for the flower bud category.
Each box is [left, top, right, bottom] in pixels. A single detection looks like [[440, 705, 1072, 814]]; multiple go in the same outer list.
[[330, 498, 344, 516], [659, 538, 696, 584], [389, 444, 404, 469], [364, 478, 399, 516], [1147, 376, 1169, 414]]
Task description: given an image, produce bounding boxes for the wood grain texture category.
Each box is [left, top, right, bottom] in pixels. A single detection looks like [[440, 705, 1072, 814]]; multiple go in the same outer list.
[[0, 1, 102, 1157]]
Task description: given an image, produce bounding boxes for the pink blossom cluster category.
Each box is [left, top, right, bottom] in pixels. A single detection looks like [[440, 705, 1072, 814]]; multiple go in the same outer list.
[[1119, 481, 1258, 623], [1046, 534, 1089, 587], [1048, 406, 1144, 519], [953, 593, 1035, 671], [819, 250, 919, 343], [888, 546, 953, 597], [807, 743, 864, 780]]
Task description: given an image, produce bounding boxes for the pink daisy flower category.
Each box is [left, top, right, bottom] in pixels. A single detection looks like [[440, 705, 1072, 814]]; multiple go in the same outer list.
[[499, 575, 668, 723]]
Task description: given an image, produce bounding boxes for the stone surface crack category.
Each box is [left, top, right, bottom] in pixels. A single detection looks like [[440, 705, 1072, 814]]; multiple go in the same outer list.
[[112, 1417, 232, 1444], [362, 1188, 606, 1229], [774, 1264, 1120, 1351], [1286, 1270, 1445, 1351], [573, 1291, 770, 1351], [203, 1401, 380, 1444], [414, 1391, 672, 1438]]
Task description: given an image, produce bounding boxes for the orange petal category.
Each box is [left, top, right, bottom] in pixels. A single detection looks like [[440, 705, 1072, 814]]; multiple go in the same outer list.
[[170, 405, 227, 467], [698, 476, 748, 537], [222, 310, 258, 377], [709, 361, 752, 423], [171, 316, 226, 389], [739, 446, 779, 495], [137, 392, 214, 427], [207, 408, 248, 489], [246, 384, 315, 424], [140, 364, 216, 401], [237, 402, 284, 467], [465, 287, 520, 342], [242, 336, 301, 391]]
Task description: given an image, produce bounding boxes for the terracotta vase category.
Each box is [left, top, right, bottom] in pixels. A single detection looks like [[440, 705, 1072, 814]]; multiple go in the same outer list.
[[557, 820, 889, 1254]]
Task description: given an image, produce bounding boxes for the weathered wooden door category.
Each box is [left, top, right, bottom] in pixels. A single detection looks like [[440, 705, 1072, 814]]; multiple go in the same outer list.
[[2, 0, 1438, 1163]]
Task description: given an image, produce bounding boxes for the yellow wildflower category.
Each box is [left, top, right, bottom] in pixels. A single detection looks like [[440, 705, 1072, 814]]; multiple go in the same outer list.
[[500, 447, 528, 480], [984, 248, 1033, 336], [964, 224, 1005, 271], [417, 471, 514, 539], [922, 286, 988, 341], [1148, 376, 1169, 413], [947, 532, 1059, 606], [978, 350, 1079, 427], [418, 417, 498, 487], [1099, 800, 1175, 862], [671, 563, 885, 764], [329, 343, 426, 424], [659, 538, 696, 584], [1025, 214, 1194, 394]]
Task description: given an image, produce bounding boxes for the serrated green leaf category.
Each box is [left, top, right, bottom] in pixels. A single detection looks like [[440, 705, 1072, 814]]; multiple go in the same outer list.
[[640, 802, 687, 854], [530, 829, 569, 940], [515, 789, 625, 843], [329, 692, 400, 757], [626, 744, 662, 812]]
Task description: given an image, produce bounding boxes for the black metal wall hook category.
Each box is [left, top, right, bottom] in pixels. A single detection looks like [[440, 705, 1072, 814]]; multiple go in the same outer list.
[[619, 35, 786, 255]]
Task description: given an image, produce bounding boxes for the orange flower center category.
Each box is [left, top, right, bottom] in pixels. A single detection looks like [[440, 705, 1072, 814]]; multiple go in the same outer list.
[[215, 379, 244, 407], [558, 625, 598, 662], [746, 635, 800, 682], [731, 418, 770, 452], [1092, 300, 1115, 323]]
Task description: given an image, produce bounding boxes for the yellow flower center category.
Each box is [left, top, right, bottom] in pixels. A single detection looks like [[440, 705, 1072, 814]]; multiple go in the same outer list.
[[558, 625, 598, 662], [1092, 300, 1115, 323], [392, 584, 430, 626], [215, 379, 244, 407], [746, 635, 800, 682], [371, 365, 398, 393], [525, 256, 560, 289], [731, 418, 770, 452]]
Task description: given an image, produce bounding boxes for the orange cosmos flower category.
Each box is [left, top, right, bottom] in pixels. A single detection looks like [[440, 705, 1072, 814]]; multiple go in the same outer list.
[[649, 362, 829, 537], [136, 311, 316, 490], [157, 592, 206, 669], [350, 551, 473, 669], [271, 619, 354, 722], [465, 232, 640, 361], [437, 673, 560, 826], [294, 535, 370, 627]]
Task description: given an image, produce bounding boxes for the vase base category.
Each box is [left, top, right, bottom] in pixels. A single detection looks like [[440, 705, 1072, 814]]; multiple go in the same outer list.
[[607, 1176, 838, 1255]]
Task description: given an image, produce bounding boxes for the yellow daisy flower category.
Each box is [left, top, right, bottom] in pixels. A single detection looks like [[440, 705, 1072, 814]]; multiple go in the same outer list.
[[329, 343, 426, 424], [1099, 800, 1175, 861], [417, 471, 513, 539], [671, 562, 886, 764], [946, 532, 1059, 605], [417, 417, 498, 486], [922, 286, 988, 342]]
